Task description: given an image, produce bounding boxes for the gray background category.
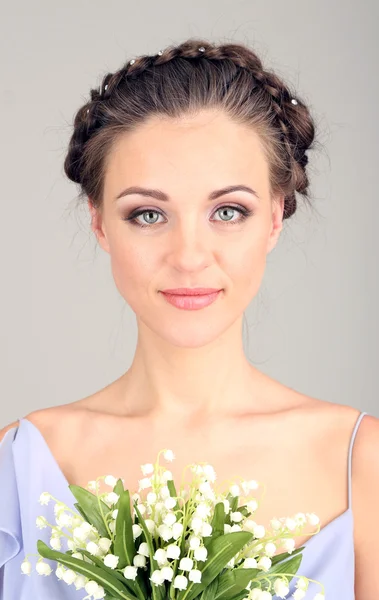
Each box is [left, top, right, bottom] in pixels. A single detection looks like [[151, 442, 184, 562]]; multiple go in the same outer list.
[[1, 1, 377, 427]]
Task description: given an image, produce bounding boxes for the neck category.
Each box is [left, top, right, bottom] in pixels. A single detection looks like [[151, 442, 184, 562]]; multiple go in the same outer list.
[[115, 317, 274, 422]]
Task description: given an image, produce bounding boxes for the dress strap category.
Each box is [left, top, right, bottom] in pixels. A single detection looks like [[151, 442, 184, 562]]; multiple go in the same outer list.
[[348, 411, 368, 508]]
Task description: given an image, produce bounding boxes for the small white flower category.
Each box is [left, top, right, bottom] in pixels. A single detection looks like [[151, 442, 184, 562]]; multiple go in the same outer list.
[[293, 590, 306, 600], [138, 542, 150, 557], [307, 513, 320, 526], [154, 548, 168, 564], [254, 525, 266, 539], [243, 557, 257, 568], [224, 523, 232, 533], [189, 569, 202, 583], [133, 554, 147, 568], [246, 499, 259, 513], [136, 503, 146, 515], [132, 493, 141, 503], [201, 522, 212, 537], [260, 592, 273, 600], [172, 522, 184, 539], [93, 586, 106, 599], [146, 492, 157, 504], [295, 512, 307, 525], [63, 569, 77, 584], [36, 561, 53, 576], [222, 499, 230, 514], [86, 542, 101, 556], [202, 464, 217, 482], [230, 524, 242, 532], [163, 449, 175, 462], [56, 512, 72, 528], [103, 554, 119, 569], [296, 577, 308, 590], [157, 524, 173, 541], [173, 574, 188, 590], [112, 509, 118, 520], [87, 480, 99, 492], [50, 536, 61, 550], [190, 464, 204, 475], [270, 517, 282, 531], [226, 557, 235, 568], [282, 538, 295, 553], [229, 484, 240, 497], [190, 516, 203, 534], [285, 517, 297, 531], [36, 516, 48, 529], [145, 519, 156, 534], [257, 556, 272, 571], [162, 470, 173, 482], [21, 559, 32, 575], [166, 544, 181, 560], [72, 552, 83, 559], [163, 511, 177, 526], [109, 520, 116, 533], [195, 502, 211, 519], [230, 511, 244, 523], [104, 492, 119, 506], [189, 535, 201, 549], [39, 492, 51, 505], [132, 524, 143, 540], [85, 580, 100, 595], [141, 463, 155, 476], [138, 477, 152, 491], [179, 557, 193, 571], [74, 574, 87, 590], [54, 501, 66, 515], [124, 565, 138, 580], [164, 496, 177, 510], [161, 566, 174, 581], [159, 485, 170, 499], [194, 546, 207, 562], [274, 577, 290, 598], [150, 569, 165, 586], [265, 542, 277, 557], [104, 475, 118, 487]]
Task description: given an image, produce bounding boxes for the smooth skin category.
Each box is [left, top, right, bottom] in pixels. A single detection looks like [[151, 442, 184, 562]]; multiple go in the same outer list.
[[2, 108, 378, 598]]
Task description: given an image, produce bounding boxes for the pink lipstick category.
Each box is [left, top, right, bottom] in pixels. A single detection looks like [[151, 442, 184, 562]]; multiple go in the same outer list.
[[160, 288, 222, 310]]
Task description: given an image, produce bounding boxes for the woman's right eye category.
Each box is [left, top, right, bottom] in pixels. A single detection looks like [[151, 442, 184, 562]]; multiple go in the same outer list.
[[123, 209, 164, 228]]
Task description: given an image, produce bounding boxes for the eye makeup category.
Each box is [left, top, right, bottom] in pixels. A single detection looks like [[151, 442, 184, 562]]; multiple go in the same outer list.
[[121, 204, 254, 229]]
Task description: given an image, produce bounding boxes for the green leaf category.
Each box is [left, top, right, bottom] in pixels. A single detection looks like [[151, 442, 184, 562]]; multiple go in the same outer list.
[[79, 549, 138, 593], [133, 503, 165, 600], [210, 503, 225, 538], [177, 531, 253, 600], [198, 574, 219, 600], [270, 546, 304, 566], [114, 490, 136, 569], [37, 540, 137, 600], [167, 480, 180, 511], [69, 484, 112, 538], [74, 502, 90, 523], [261, 552, 303, 577], [215, 568, 260, 600]]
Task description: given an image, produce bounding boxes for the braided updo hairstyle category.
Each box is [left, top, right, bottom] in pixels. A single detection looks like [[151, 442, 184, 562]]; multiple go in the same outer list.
[[64, 38, 318, 219]]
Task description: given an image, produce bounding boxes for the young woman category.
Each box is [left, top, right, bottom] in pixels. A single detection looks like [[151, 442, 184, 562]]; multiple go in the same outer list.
[[1, 38, 378, 600]]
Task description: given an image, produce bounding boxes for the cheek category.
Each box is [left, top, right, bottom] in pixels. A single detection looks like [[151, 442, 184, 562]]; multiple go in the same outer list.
[[107, 236, 156, 303]]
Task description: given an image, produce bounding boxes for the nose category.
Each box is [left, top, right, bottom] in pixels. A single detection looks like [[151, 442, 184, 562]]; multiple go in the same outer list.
[[166, 217, 212, 273]]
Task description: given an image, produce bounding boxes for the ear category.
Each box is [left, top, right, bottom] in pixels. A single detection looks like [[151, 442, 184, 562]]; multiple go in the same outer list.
[[88, 199, 110, 254], [267, 195, 284, 254]]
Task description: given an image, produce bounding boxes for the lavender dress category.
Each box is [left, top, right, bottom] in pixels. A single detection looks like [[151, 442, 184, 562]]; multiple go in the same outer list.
[[0, 412, 368, 599]]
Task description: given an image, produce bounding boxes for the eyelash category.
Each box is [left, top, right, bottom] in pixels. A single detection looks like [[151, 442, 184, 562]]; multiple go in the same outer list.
[[122, 204, 254, 228]]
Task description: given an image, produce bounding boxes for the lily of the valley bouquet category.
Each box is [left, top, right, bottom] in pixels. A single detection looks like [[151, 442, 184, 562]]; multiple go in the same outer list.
[[21, 449, 325, 600]]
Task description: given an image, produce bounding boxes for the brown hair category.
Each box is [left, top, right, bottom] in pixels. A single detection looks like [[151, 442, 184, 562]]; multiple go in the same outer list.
[[64, 38, 319, 219]]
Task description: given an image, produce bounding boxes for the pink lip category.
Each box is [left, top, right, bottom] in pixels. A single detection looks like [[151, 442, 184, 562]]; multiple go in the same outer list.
[[161, 288, 221, 296], [160, 289, 222, 310]]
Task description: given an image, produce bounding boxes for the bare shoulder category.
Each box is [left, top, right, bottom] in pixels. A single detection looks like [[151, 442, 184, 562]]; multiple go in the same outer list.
[[0, 420, 20, 443], [22, 402, 92, 442]]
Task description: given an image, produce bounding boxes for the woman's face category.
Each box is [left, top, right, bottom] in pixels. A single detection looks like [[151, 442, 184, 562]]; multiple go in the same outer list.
[[89, 108, 284, 347]]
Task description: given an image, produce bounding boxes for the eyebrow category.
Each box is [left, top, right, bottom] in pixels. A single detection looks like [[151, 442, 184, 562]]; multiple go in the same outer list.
[[114, 184, 260, 202]]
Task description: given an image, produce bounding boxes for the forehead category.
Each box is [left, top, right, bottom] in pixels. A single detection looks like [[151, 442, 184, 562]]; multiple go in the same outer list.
[[104, 109, 270, 195]]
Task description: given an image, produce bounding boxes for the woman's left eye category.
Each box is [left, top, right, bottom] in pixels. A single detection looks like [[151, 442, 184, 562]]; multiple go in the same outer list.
[[123, 204, 254, 228]]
